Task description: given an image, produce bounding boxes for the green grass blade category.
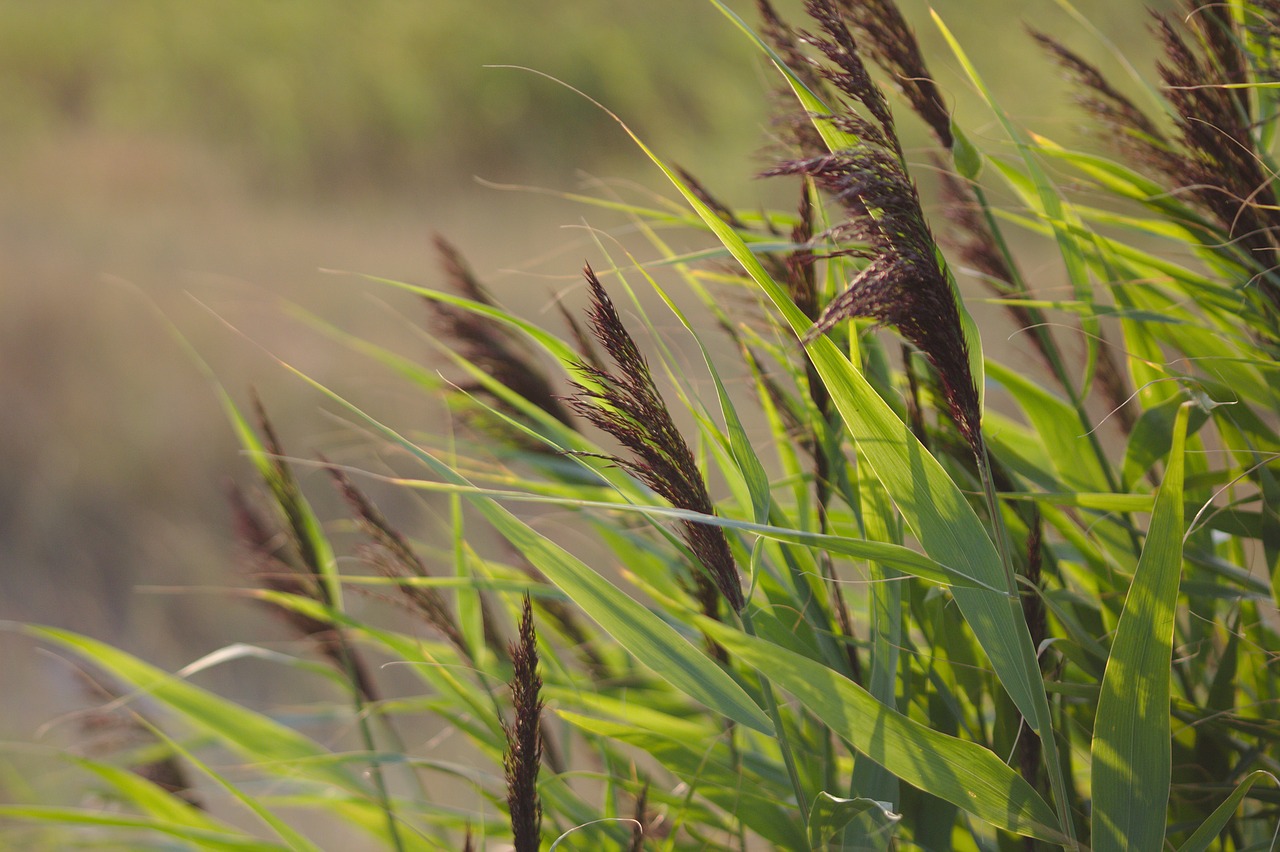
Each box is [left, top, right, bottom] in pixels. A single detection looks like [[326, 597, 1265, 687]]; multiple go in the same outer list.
[[707, 623, 1065, 842], [600, 97, 1077, 843], [987, 361, 1110, 493], [215, 387, 343, 612], [933, 11, 1098, 352], [595, 101, 1069, 779], [141, 717, 326, 852], [446, 494, 772, 733], [645, 268, 772, 525], [70, 757, 233, 834], [385, 477, 1001, 592], [850, 470, 903, 818], [999, 492, 1154, 513], [1090, 402, 1191, 851], [557, 711, 806, 849], [362, 276, 584, 372], [808, 793, 899, 850], [22, 626, 363, 794], [1175, 770, 1279, 852], [274, 371, 772, 733], [705, 0, 859, 153], [0, 806, 289, 851]]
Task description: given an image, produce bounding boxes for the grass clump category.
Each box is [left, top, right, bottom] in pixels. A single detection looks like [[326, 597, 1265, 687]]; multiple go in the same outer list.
[[5, 0, 1280, 849]]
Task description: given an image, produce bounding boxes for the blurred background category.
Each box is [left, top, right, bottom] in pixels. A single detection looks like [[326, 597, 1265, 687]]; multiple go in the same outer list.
[[0, 0, 1172, 787]]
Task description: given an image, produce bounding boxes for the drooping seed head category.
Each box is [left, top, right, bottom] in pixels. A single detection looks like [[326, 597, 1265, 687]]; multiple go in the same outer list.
[[568, 266, 745, 611]]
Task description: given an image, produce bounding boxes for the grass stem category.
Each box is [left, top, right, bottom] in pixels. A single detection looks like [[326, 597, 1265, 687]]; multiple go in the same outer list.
[[738, 606, 811, 825]]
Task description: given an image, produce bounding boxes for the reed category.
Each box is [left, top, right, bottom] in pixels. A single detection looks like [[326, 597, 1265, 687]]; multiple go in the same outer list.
[[9, 1, 1280, 849]]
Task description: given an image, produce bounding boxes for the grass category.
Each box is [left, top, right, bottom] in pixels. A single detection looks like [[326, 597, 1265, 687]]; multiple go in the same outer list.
[[4, 0, 1280, 849]]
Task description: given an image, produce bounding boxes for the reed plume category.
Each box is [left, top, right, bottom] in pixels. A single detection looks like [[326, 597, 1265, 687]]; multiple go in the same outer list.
[[568, 265, 746, 613], [431, 234, 576, 426], [503, 594, 544, 852]]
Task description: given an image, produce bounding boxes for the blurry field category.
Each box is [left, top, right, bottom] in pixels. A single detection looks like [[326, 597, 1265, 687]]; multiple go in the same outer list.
[[0, 0, 1169, 744]]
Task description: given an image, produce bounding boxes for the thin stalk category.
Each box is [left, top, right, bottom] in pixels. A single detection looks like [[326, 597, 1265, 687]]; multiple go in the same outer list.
[[738, 606, 811, 823], [769, 501, 853, 678], [974, 443, 1075, 844], [330, 631, 406, 852], [724, 723, 750, 852], [972, 182, 1123, 498]]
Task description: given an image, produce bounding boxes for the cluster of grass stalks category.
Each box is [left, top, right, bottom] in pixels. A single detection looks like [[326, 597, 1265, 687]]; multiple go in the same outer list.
[[5, 0, 1280, 849]]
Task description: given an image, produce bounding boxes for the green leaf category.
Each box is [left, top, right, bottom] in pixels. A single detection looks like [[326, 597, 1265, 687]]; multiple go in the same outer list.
[[999, 491, 1155, 513], [808, 793, 899, 850], [0, 806, 288, 851], [215, 388, 343, 612], [707, 624, 1065, 842], [556, 710, 805, 849], [1091, 402, 1191, 851], [951, 118, 983, 181], [275, 374, 772, 733], [387, 478, 1004, 593], [1175, 770, 1279, 852], [987, 360, 1109, 493], [71, 757, 231, 835], [850, 467, 903, 817], [600, 105, 1074, 834], [1122, 394, 1210, 489], [934, 11, 1099, 389], [361, 276, 584, 373], [647, 271, 772, 525], [24, 626, 362, 795], [705, 0, 859, 153]]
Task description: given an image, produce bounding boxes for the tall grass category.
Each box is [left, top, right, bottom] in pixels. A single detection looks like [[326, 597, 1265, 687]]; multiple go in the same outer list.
[[5, 0, 1280, 849]]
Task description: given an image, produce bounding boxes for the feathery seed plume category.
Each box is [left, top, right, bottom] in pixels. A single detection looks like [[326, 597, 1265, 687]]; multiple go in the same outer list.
[[325, 462, 472, 654], [432, 235, 576, 425], [832, 0, 951, 146], [227, 480, 378, 702], [503, 594, 544, 852], [568, 266, 746, 612], [766, 148, 983, 455]]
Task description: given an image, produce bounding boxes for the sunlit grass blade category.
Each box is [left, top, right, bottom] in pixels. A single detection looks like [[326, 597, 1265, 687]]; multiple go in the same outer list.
[[0, 806, 289, 851], [557, 711, 806, 849], [849, 465, 903, 822], [216, 387, 343, 612], [807, 793, 899, 850], [360, 276, 584, 373], [706, 622, 1065, 842], [641, 263, 771, 526], [22, 625, 362, 794], [69, 756, 228, 834], [1176, 770, 1279, 852], [705, 0, 859, 152], [986, 361, 1111, 493], [143, 701, 330, 851], [1091, 402, 1191, 850], [277, 369, 773, 734], [382, 477, 1002, 593], [999, 491, 1154, 512], [933, 11, 1101, 389]]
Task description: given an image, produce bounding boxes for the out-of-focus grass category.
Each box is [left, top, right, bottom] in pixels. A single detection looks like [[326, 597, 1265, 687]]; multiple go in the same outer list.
[[0, 0, 772, 194], [0, 0, 1171, 195], [0, 0, 1170, 742]]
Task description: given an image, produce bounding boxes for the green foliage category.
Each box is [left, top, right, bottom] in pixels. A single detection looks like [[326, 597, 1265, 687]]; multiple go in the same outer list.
[[7, 1, 1280, 850]]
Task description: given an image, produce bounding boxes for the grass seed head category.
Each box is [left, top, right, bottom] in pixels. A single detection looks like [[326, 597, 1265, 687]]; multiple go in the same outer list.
[[503, 594, 544, 852], [568, 265, 746, 612], [325, 461, 470, 654], [832, 0, 952, 146], [767, 149, 983, 455], [431, 234, 576, 426]]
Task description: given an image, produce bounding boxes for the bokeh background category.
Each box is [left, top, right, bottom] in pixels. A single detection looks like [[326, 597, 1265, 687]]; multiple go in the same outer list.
[[1, 0, 1172, 783]]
